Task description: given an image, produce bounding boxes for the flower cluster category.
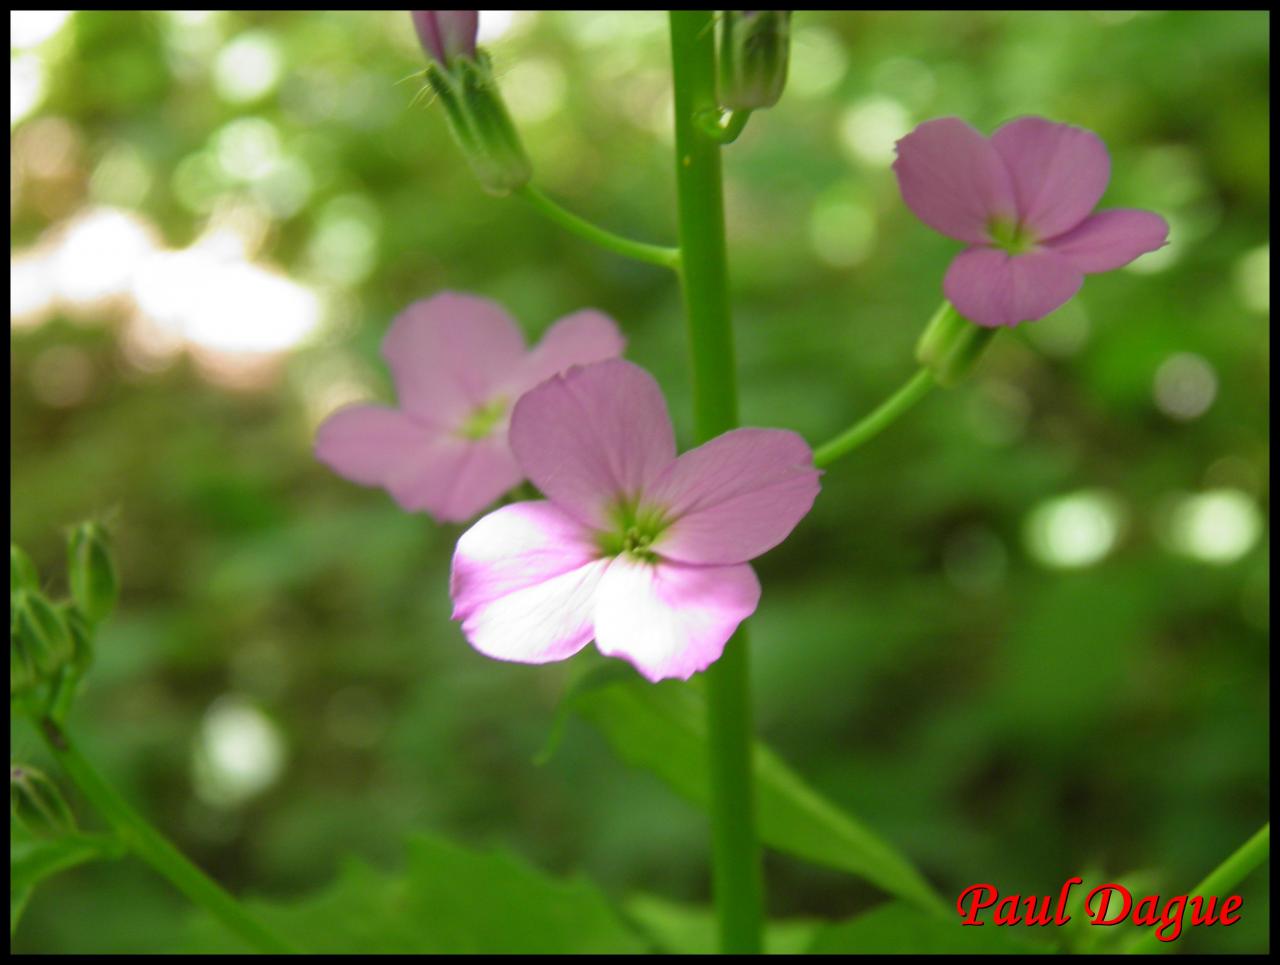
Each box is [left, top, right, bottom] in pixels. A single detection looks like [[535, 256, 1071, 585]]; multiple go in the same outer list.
[[313, 14, 1170, 684]]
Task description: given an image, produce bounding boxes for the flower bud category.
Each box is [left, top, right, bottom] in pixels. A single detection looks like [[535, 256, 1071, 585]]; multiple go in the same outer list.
[[916, 301, 996, 387], [10, 764, 76, 838], [11, 588, 74, 691], [62, 604, 95, 675], [67, 522, 117, 626], [11, 633, 38, 698], [425, 51, 532, 196], [11, 543, 39, 594], [718, 11, 792, 111], [412, 11, 479, 69]]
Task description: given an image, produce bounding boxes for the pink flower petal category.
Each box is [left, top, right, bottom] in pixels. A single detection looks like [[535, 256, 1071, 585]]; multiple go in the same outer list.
[[593, 558, 761, 682], [991, 117, 1110, 241], [893, 117, 1017, 244], [1042, 208, 1170, 274], [411, 11, 478, 65], [381, 292, 527, 428], [511, 309, 626, 395], [944, 248, 1084, 328], [648, 428, 821, 565], [451, 501, 608, 663], [509, 359, 677, 529], [384, 433, 523, 522], [315, 403, 440, 488]]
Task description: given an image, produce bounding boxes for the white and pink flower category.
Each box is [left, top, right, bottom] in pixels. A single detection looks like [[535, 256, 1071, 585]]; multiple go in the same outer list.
[[450, 359, 821, 682]]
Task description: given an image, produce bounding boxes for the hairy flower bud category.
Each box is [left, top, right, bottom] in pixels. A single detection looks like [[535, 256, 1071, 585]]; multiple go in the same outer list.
[[425, 50, 531, 196], [916, 301, 996, 387], [718, 11, 792, 111], [10, 764, 76, 838], [412, 10, 479, 68], [11, 543, 39, 594], [67, 522, 117, 626], [11, 588, 74, 692], [62, 604, 95, 675]]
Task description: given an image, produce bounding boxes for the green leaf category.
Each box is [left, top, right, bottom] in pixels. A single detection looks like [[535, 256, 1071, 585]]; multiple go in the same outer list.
[[625, 893, 820, 954], [564, 671, 947, 915], [10, 827, 122, 938], [807, 901, 1057, 954], [185, 833, 647, 953]]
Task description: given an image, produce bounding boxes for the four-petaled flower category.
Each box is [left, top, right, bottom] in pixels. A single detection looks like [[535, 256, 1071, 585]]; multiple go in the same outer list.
[[893, 115, 1169, 328], [315, 292, 624, 523], [450, 359, 821, 682]]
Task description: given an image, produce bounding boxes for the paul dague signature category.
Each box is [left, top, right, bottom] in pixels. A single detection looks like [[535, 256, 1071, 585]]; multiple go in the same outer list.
[[957, 878, 1243, 943]]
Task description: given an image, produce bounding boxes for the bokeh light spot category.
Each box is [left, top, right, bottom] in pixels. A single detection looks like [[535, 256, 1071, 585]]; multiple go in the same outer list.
[[1153, 351, 1217, 421], [1235, 244, 1269, 313], [214, 31, 284, 104], [788, 27, 847, 98], [1164, 489, 1262, 565], [1024, 490, 1125, 569], [193, 696, 287, 808], [838, 95, 911, 167]]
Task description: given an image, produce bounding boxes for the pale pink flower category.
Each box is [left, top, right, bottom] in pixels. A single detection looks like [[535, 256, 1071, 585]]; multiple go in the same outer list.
[[315, 292, 624, 523], [893, 116, 1169, 328], [450, 359, 821, 682]]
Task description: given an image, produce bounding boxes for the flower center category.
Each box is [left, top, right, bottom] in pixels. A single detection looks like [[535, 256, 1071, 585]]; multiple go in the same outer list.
[[987, 217, 1038, 256], [597, 502, 668, 563], [457, 397, 507, 440]]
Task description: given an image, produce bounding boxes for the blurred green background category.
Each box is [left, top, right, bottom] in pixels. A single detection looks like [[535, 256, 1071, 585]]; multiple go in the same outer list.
[[10, 10, 1269, 954]]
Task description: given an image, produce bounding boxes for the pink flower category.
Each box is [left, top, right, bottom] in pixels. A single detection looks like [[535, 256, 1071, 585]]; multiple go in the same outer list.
[[450, 359, 821, 682], [411, 11, 478, 67], [893, 116, 1169, 328], [315, 292, 624, 523]]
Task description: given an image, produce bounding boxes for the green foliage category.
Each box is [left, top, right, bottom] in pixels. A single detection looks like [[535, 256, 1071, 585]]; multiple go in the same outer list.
[[562, 668, 946, 914], [806, 901, 1055, 955], [626, 893, 819, 954], [11, 825, 122, 938], [183, 834, 646, 954]]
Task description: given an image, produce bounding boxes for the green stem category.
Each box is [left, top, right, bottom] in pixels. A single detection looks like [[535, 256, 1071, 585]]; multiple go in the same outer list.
[[516, 184, 680, 269], [35, 717, 296, 955], [1125, 823, 1270, 955], [669, 11, 764, 955], [812, 369, 935, 469]]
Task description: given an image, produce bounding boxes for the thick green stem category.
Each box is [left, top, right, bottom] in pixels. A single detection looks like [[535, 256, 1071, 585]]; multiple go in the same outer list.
[[1126, 823, 1270, 955], [36, 718, 296, 955], [669, 11, 764, 954], [813, 369, 936, 468], [517, 184, 680, 269]]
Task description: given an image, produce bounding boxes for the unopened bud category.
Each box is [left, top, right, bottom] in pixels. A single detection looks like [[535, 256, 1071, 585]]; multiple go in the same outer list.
[[916, 301, 996, 387], [412, 10, 479, 69], [67, 522, 117, 626], [425, 51, 531, 196], [11, 543, 39, 594], [11, 764, 76, 838], [62, 604, 95, 674], [718, 11, 792, 111], [11, 588, 75, 687]]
